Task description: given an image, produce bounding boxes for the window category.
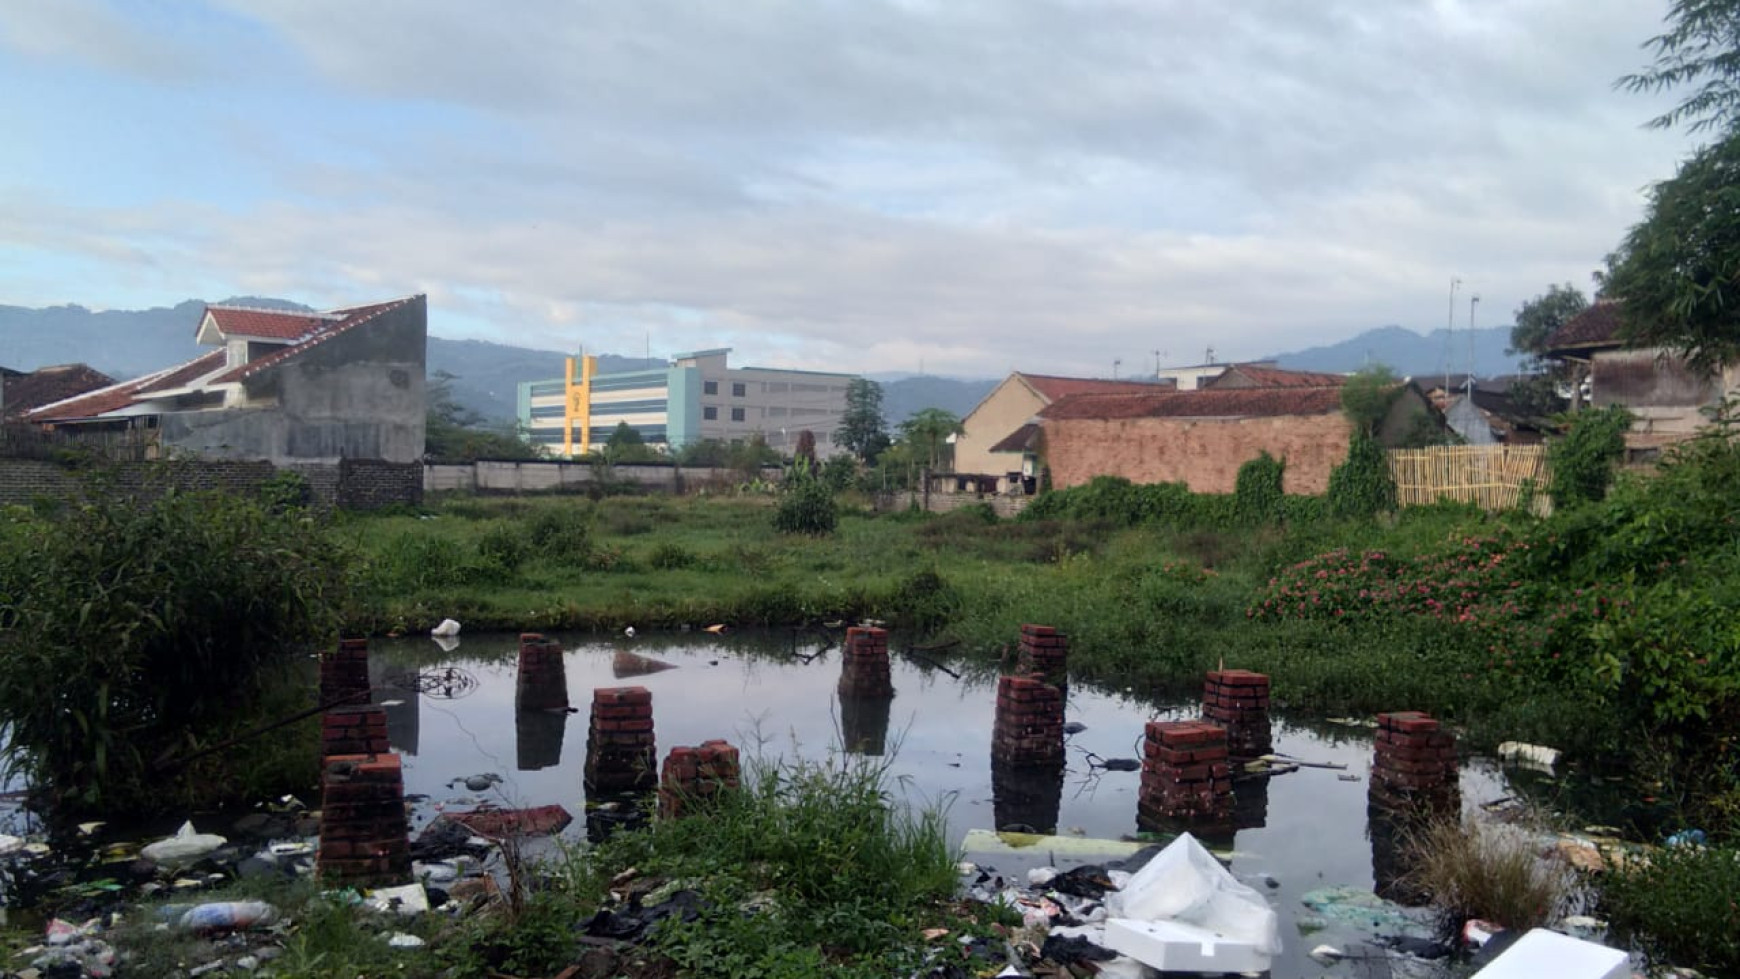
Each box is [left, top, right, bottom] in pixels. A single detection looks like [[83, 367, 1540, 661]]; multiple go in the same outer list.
[[703, 406, 718, 421], [730, 407, 746, 422], [703, 380, 718, 395], [732, 382, 747, 397]]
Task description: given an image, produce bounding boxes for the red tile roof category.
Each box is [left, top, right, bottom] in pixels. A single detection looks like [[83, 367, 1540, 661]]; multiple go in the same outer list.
[[1207, 365, 1346, 388], [2, 364, 115, 420], [28, 350, 227, 422], [206, 298, 412, 384], [205, 306, 335, 341], [1019, 373, 1167, 402], [1546, 300, 1624, 351], [1039, 385, 1345, 421]]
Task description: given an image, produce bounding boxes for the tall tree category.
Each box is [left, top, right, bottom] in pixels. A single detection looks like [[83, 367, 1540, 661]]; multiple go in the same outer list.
[[1508, 285, 1589, 417], [898, 408, 964, 471], [425, 370, 539, 461], [832, 378, 890, 462], [793, 429, 817, 468], [1619, 0, 1740, 133], [1339, 364, 1401, 436], [1604, 131, 1740, 372]]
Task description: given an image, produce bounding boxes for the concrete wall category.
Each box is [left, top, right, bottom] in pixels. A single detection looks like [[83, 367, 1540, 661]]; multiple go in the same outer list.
[[954, 376, 1042, 478], [880, 490, 1031, 518], [160, 297, 427, 465], [1593, 348, 1722, 437], [1042, 413, 1355, 494], [0, 457, 420, 509], [425, 460, 778, 495]]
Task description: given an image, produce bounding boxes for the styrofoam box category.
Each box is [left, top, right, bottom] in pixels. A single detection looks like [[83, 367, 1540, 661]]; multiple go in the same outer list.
[[1471, 928, 1629, 979], [1102, 918, 1271, 974]]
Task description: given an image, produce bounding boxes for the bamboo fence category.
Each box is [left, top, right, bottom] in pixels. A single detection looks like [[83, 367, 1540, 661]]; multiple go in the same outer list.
[[1387, 444, 1548, 512]]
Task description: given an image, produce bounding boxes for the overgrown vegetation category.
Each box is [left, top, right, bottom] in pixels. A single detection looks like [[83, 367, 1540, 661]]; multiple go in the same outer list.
[[1547, 405, 1634, 508], [1604, 842, 1740, 974], [0, 479, 348, 816], [1400, 815, 1581, 931]]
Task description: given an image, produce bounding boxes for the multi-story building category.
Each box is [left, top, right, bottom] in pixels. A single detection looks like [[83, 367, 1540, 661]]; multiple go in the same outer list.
[[518, 348, 855, 457]]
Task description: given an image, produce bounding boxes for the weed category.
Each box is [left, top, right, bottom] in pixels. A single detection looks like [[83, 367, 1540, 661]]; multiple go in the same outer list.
[[1400, 815, 1581, 930], [1603, 842, 1740, 973]]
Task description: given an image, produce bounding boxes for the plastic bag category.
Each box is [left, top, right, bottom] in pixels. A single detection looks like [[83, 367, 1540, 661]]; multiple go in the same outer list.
[[1105, 832, 1281, 955], [178, 901, 278, 934], [141, 821, 227, 866]]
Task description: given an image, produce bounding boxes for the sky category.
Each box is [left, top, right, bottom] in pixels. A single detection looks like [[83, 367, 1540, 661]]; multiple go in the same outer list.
[[0, 0, 1702, 378]]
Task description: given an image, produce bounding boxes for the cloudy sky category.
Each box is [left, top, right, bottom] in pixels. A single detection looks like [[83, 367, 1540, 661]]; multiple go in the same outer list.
[[0, 0, 1700, 377]]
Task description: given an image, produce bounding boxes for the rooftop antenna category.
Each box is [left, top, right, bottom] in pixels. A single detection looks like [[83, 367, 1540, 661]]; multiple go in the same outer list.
[[1205, 346, 1216, 365], [1152, 349, 1161, 379], [1468, 295, 1480, 391], [1444, 276, 1462, 399], [1113, 357, 1122, 380]]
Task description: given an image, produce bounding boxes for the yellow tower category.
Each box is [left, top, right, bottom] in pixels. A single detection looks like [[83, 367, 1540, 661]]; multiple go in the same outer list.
[[562, 354, 597, 457]]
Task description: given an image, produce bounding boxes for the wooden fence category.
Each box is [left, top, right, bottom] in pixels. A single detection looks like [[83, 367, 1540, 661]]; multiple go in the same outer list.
[[1387, 444, 1549, 511]]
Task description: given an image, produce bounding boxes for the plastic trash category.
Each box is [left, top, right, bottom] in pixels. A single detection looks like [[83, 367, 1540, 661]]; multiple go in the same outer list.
[[178, 901, 278, 934], [1468, 928, 1628, 979], [431, 618, 461, 637], [142, 821, 227, 866], [433, 634, 461, 652], [386, 932, 426, 948], [365, 883, 430, 916], [1105, 832, 1282, 956], [1498, 741, 1562, 771], [1666, 828, 1707, 847], [1026, 867, 1058, 887], [0, 833, 25, 856]]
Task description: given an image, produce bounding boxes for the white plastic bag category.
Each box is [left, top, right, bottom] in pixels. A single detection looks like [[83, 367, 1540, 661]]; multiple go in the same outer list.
[[141, 821, 227, 866], [1105, 832, 1281, 955]]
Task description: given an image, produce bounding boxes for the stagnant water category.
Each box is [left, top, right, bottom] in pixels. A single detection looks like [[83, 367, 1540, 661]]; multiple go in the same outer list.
[[370, 629, 1547, 979]]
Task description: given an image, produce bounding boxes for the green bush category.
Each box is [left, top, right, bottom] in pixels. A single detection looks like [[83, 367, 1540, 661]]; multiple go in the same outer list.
[[1605, 843, 1740, 974], [373, 533, 502, 591], [1234, 452, 1286, 524], [648, 541, 697, 570], [888, 568, 960, 634], [0, 485, 348, 816], [1548, 405, 1634, 508], [258, 469, 313, 512], [476, 523, 530, 575], [525, 503, 594, 564], [1327, 431, 1396, 517], [773, 480, 838, 536]]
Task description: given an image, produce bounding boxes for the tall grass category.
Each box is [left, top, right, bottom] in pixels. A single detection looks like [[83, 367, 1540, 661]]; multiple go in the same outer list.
[[1400, 815, 1581, 930]]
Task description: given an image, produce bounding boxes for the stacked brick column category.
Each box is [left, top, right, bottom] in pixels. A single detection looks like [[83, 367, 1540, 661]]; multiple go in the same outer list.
[[515, 633, 569, 712], [658, 740, 743, 819], [319, 638, 371, 708], [1137, 721, 1234, 829], [318, 753, 410, 883], [1017, 625, 1069, 690], [1370, 711, 1459, 811], [837, 627, 894, 698], [321, 704, 390, 759], [1202, 670, 1273, 761], [839, 689, 892, 756], [584, 687, 657, 793], [991, 675, 1065, 766], [991, 758, 1065, 835]]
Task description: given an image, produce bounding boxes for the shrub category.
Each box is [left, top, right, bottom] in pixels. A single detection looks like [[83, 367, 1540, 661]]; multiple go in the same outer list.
[[1327, 431, 1396, 517], [1234, 452, 1286, 524], [1604, 843, 1740, 974], [1400, 815, 1580, 930], [888, 568, 960, 634], [1548, 405, 1634, 508], [773, 480, 838, 536], [258, 469, 313, 512], [525, 504, 594, 563], [0, 485, 349, 816], [476, 523, 530, 575], [648, 541, 697, 570], [373, 533, 502, 591]]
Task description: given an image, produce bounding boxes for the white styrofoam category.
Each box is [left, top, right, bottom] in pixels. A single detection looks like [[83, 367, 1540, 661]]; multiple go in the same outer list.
[[1470, 928, 1629, 979], [1102, 917, 1271, 974]]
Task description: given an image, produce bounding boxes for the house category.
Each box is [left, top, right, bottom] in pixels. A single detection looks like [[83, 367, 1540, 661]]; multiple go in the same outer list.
[[1, 363, 114, 421], [1155, 359, 1278, 391], [28, 296, 427, 465], [1037, 379, 1436, 494], [518, 348, 855, 457], [1545, 299, 1737, 455], [953, 372, 1167, 492], [1202, 364, 1345, 389]]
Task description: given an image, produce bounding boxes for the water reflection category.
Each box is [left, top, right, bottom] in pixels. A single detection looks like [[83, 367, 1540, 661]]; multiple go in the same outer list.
[[516, 709, 568, 771], [990, 758, 1063, 834], [371, 660, 422, 756], [838, 692, 893, 756]]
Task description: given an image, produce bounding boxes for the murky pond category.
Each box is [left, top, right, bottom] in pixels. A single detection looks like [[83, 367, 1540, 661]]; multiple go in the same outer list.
[[371, 630, 1520, 979]]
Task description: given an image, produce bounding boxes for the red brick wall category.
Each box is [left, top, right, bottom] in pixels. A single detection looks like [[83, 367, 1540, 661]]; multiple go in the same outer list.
[[1042, 414, 1354, 494]]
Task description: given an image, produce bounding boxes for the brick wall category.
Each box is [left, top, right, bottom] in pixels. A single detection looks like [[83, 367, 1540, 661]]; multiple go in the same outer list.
[[1042, 414, 1354, 494], [336, 458, 422, 509]]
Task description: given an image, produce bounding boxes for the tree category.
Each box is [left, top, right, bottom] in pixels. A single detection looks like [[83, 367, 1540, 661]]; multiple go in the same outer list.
[[1604, 129, 1740, 373], [425, 370, 540, 461], [604, 421, 658, 463], [898, 408, 964, 471], [1619, 0, 1740, 133], [1339, 364, 1401, 436], [793, 429, 818, 468], [833, 378, 890, 462], [1509, 285, 1588, 417]]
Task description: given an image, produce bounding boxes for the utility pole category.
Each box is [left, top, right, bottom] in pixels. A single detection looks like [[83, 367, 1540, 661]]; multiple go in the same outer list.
[[1113, 358, 1121, 380], [1468, 295, 1480, 390], [1152, 349, 1161, 380], [1444, 277, 1462, 401]]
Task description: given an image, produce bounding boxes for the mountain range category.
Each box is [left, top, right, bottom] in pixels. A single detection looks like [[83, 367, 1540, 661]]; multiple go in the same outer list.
[[1, 298, 1521, 425]]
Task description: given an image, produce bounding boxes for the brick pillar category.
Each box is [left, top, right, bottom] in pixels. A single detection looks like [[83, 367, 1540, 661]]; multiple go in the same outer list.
[[516, 633, 569, 712], [837, 627, 894, 697], [991, 675, 1065, 767], [318, 753, 410, 883], [658, 740, 743, 819], [1202, 669, 1273, 761], [321, 704, 390, 759], [516, 708, 567, 772], [1017, 624, 1068, 689], [319, 638, 371, 708], [584, 687, 657, 793], [1137, 721, 1233, 829], [1369, 711, 1459, 811], [991, 757, 1064, 835]]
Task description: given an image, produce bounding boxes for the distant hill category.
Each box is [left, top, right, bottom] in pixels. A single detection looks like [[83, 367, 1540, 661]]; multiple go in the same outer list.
[[1269, 324, 1520, 379], [881, 375, 999, 426]]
